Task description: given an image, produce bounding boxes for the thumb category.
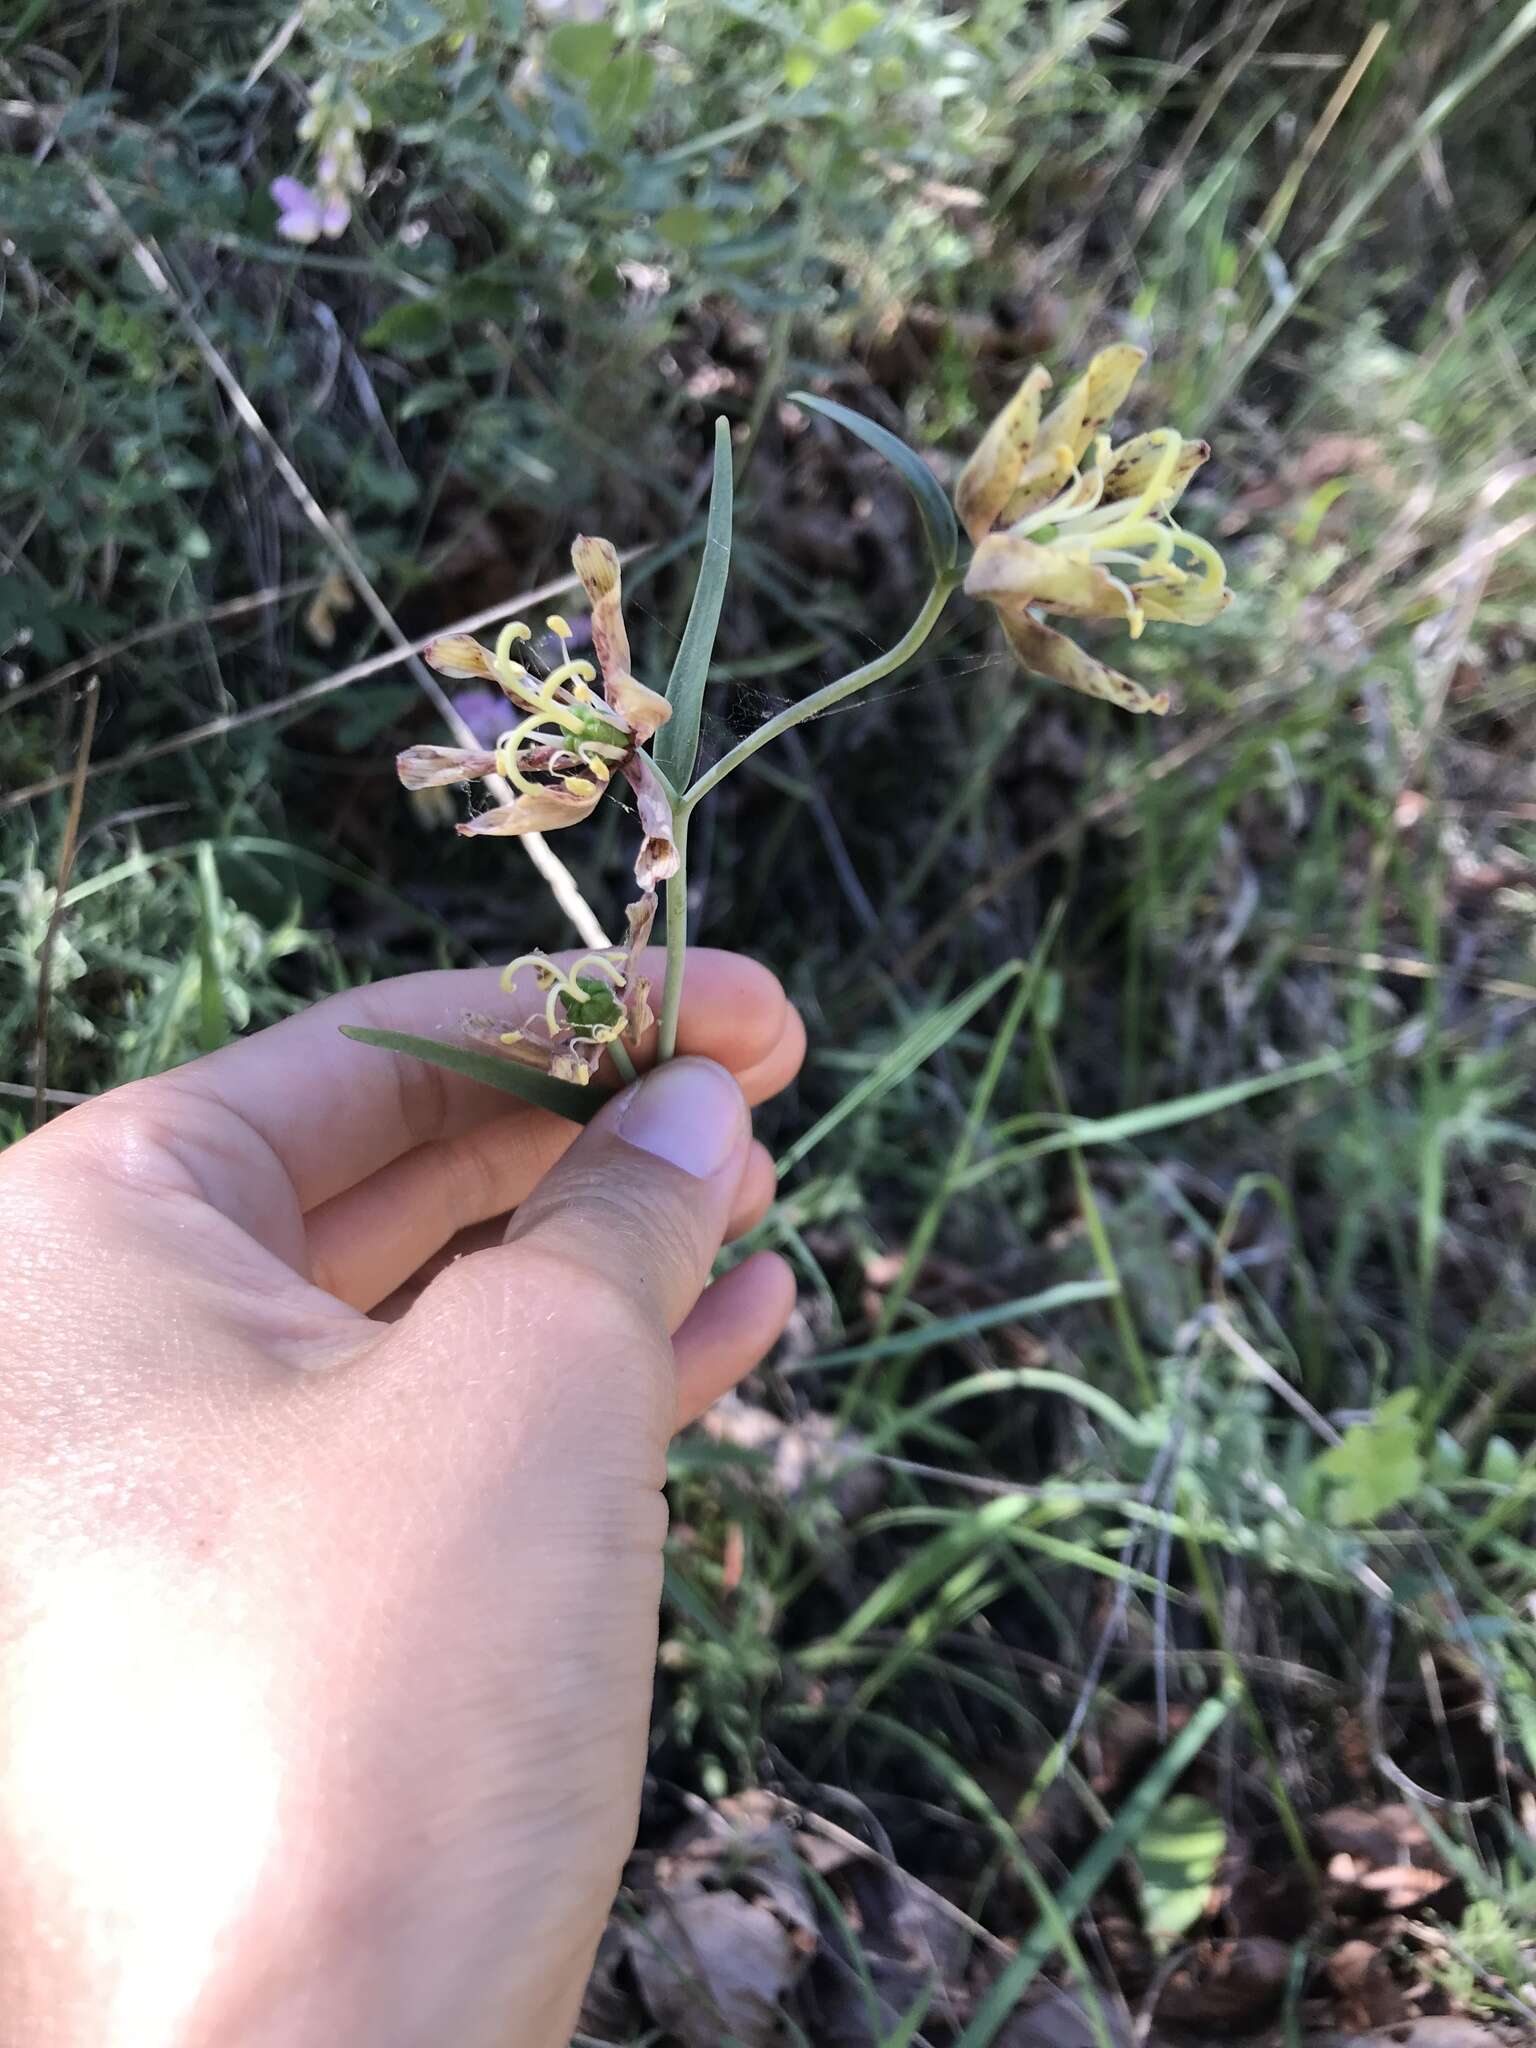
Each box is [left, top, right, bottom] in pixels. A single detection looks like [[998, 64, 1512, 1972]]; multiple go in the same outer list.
[[502, 1056, 753, 1335]]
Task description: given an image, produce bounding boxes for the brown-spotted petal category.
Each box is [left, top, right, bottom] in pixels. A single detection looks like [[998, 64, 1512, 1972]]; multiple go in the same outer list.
[[965, 533, 1137, 628], [1000, 608, 1170, 716], [1038, 343, 1146, 466], [397, 743, 499, 789], [571, 534, 632, 684], [455, 781, 605, 837], [954, 364, 1051, 544], [1099, 432, 1209, 511], [621, 751, 679, 887], [1078, 344, 1146, 444], [1133, 576, 1231, 626], [423, 633, 498, 679], [998, 441, 1078, 526]]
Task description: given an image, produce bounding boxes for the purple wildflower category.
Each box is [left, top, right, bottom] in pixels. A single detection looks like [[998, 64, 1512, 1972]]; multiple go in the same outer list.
[[452, 687, 507, 749], [270, 176, 350, 245]]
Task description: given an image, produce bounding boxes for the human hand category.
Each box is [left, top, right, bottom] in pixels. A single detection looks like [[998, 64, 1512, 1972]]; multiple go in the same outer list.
[[0, 949, 804, 2047]]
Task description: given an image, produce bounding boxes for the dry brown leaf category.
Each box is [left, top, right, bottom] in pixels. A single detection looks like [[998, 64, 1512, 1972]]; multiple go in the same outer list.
[[1354, 1863, 1454, 1909], [1325, 1937, 1413, 2032], [1152, 1936, 1293, 2032], [628, 1887, 804, 2048], [1316, 1803, 1436, 1870], [624, 1789, 820, 2045], [575, 1920, 638, 2042], [702, 1393, 884, 1518]]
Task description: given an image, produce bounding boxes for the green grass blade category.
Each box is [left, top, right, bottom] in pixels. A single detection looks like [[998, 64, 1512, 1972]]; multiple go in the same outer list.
[[790, 391, 959, 573], [812, 1494, 1034, 1654], [777, 959, 1023, 1176], [194, 842, 229, 1054], [964, 1037, 1386, 1186], [339, 1026, 606, 1122], [866, 1365, 1153, 1450], [953, 1687, 1234, 2047], [656, 415, 733, 792], [787, 1280, 1118, 1376]]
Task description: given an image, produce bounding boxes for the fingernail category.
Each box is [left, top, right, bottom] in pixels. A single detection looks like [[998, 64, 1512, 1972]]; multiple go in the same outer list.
[[617, 1058, 746, 1180]]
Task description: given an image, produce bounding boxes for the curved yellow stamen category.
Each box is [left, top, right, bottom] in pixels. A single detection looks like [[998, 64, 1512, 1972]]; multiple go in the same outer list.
[[503, 949, 563, 993], [1101, 571, 1145, 638], [1170, 525, 1227, 593], [495, 621, 533, 666], [538, 658, 597, 701], [1094, 524, 1186, 582], [568, 954, 624, 988], [546, 614, 572, 641], [495, 713, 575, 787], [499, 663, 587, 729], [490, 655, 545, 713]]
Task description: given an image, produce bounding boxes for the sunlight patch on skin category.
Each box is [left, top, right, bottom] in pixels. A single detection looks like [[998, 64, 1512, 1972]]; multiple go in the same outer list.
[[7, 1553, 285, 2036]]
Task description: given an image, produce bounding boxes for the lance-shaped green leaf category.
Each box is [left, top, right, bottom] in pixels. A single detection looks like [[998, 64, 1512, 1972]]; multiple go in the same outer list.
[[790, 390, 959, 573], [657, 415, 733, 792], [340, 1026, 606, 1122]]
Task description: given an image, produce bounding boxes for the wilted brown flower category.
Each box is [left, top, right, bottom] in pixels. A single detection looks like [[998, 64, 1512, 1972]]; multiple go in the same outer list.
[[474, 893, 657, 1085], [397, 536, 678, 885]]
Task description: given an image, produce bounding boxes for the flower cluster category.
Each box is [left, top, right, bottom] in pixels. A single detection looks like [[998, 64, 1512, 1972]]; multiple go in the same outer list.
[[397, 537, 673, 1083], [271, 75, 371, 243], [385, 348, 1227, 1093], [956, 344, 1229, 715]]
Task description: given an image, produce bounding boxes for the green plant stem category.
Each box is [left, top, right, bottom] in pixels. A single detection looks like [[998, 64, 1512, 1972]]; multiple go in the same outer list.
[[609, 1040, 638, 1084], [677, 577, 956, 817], [657, 807, 691, 1062], [655, 578, 954, 1062]]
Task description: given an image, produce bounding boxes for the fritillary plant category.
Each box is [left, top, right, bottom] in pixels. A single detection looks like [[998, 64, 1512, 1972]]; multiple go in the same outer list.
[[344, 352, 1230, 1119]]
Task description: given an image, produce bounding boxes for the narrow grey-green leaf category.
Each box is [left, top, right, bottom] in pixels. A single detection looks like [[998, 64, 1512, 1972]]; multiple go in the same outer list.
[[339, 1026, 606, 1122], [657, 415, 733, 792], [790, 390, 958, 572]]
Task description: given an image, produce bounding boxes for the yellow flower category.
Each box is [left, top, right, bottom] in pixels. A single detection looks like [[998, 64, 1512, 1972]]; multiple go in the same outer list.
[[397, 537, 678, 885], [956, 345, 1229, 716]]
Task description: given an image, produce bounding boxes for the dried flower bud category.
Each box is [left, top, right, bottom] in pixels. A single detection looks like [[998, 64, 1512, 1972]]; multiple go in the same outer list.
[[424, 634, 497, 680]]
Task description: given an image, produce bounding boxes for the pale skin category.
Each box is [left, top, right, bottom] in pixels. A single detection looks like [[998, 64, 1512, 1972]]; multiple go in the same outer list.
[[0, 947, 805, 2047]]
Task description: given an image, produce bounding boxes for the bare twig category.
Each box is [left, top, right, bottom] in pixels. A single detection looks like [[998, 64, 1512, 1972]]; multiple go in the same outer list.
[[1295, 943, 1536, 1005], [32, 679, 99, 1127], [244, 4, 306, 88], [1, 1080, 91, 1108], [793, 1808, 1011, 1960], [6, 577, 321, 715]]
